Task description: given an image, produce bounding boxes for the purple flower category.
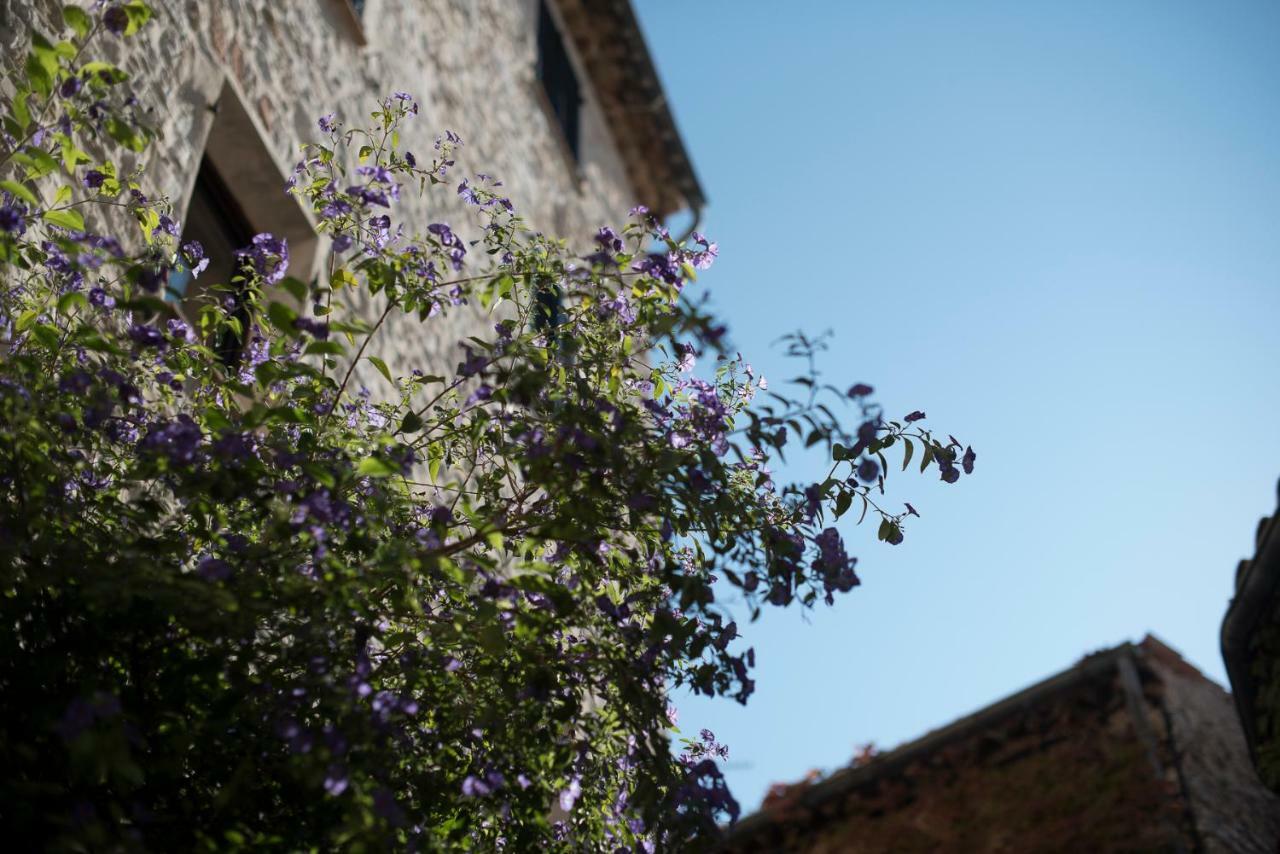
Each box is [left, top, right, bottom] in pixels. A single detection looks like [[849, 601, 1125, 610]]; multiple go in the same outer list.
[[236, 233, 289, 284], [0, 203, 26, 235], [139, 416, 202, 465], [60, 75, 82, 98], [317, 113, 337, 133], [103, 5, 129, 35], [331, 234, 354, 253], [136, 265, 168, 293], [182, 241, 209, 277], [88, 287, 114, 308], [675, 342, 696, 373], [690, 231, 719, 270], [594, 226, 623, 253], [356, 165, 394, 185], [457, 179, 480, 205], [632, 252, 683, 287], [558, 776, 582, 812], [847, 383, 874, 398], [905, 502, 920, 518], [166, 317, 193, 342], [461, 775, 492, 797], [293, 317, 329, 340], [323, 765, 349, 796], [904, 410, 926, 423], [82, 170, 106, 190], [857, 457, 879, 483], [962, 446, 976, 474], [196, 556, 231, 581], [127, 323, 166, 349]]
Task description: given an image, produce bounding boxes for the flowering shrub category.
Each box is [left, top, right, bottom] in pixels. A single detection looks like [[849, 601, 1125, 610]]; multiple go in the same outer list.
[[0, 5, 974, 850]]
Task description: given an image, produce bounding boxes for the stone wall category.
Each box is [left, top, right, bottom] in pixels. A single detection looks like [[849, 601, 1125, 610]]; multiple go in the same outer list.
[[2, 0, 642, 383], [1143, 638, 1280, 854]]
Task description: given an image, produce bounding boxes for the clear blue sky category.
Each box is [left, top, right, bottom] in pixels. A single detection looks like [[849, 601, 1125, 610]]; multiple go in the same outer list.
[[633, 0, 1280, 813]]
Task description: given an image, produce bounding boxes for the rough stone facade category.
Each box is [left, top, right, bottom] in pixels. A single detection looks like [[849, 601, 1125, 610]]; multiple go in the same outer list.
[[2, 0, 695, 384], [723, 636, 1280, 853]]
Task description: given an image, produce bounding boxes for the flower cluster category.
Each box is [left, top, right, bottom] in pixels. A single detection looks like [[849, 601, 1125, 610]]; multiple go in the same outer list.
[[0, 6, 971, 851]]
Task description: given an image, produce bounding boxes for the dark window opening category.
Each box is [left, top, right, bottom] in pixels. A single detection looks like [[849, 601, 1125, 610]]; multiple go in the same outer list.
[[349, 0, 366, 18], [537, 1, 581, 161], [533, 275, 564, 337], [169, 157, 256, 365]]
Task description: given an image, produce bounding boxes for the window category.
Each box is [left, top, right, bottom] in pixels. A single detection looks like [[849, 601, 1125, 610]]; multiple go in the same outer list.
[[167, 157, 253, 304], [169, 80, 319, 367], [349, 0, 365, 18], [167, 157, 256, 365], [537, 1, 581, 160]]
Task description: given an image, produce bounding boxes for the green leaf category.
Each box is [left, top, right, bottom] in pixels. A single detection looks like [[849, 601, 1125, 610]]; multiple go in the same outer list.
[[24, 147, 60, 179], [834, 490, 852, 519], [15, 309, 39, 333], [0, 180, 39, 206], [26, 53, 53, 96], [43, 208, 85, 230], [105, 117, 147, 152], [367, 355, 392, 384], [356, 456, 398, 478], [279, 276, 308, 303], [31, 323, 61, 349], [63, 5, 92, 38], [80, 61, 127, 84], [7, 91, 32, 136], [478, 624, 506, 655], [304, 341, 346, 356], [901, 438, 914, 471], [57, 291, 88, 315], [266, 300, 298, 333], [398, 411, 424, 433], [123, 1, 152, 35]]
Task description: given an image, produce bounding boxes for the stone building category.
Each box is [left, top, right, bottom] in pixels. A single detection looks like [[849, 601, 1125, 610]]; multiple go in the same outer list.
[[1222, 478, 1280, 796], [1, 0, 703, 379], [723, 636, 1280, 853]]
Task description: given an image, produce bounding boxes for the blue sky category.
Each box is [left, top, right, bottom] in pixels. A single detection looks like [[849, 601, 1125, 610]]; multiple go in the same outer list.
[[633, 0, 1280, 813]]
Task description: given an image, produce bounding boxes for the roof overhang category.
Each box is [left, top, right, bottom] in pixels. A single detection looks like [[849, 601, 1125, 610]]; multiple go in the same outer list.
[[552, 0, 706, 219]]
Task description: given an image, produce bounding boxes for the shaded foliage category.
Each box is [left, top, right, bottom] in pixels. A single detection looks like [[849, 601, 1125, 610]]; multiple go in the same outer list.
[[0, 4, 973, 850]]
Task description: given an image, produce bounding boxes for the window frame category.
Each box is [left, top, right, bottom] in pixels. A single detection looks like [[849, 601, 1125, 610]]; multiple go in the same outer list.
[[536, 0, 583, 165]]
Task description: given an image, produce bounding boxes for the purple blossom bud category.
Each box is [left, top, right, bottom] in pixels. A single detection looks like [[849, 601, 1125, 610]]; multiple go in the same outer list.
[[323, 765, 349, 796], [0, 203, 26, 235], [559, 777, 581, 812], [904, 410, 926, 423], [103, 5, 129, 35], [847, 383, 874, 398]]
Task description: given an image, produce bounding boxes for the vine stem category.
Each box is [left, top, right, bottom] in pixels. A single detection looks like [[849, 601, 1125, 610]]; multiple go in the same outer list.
[[323, 297, 395, 420]]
